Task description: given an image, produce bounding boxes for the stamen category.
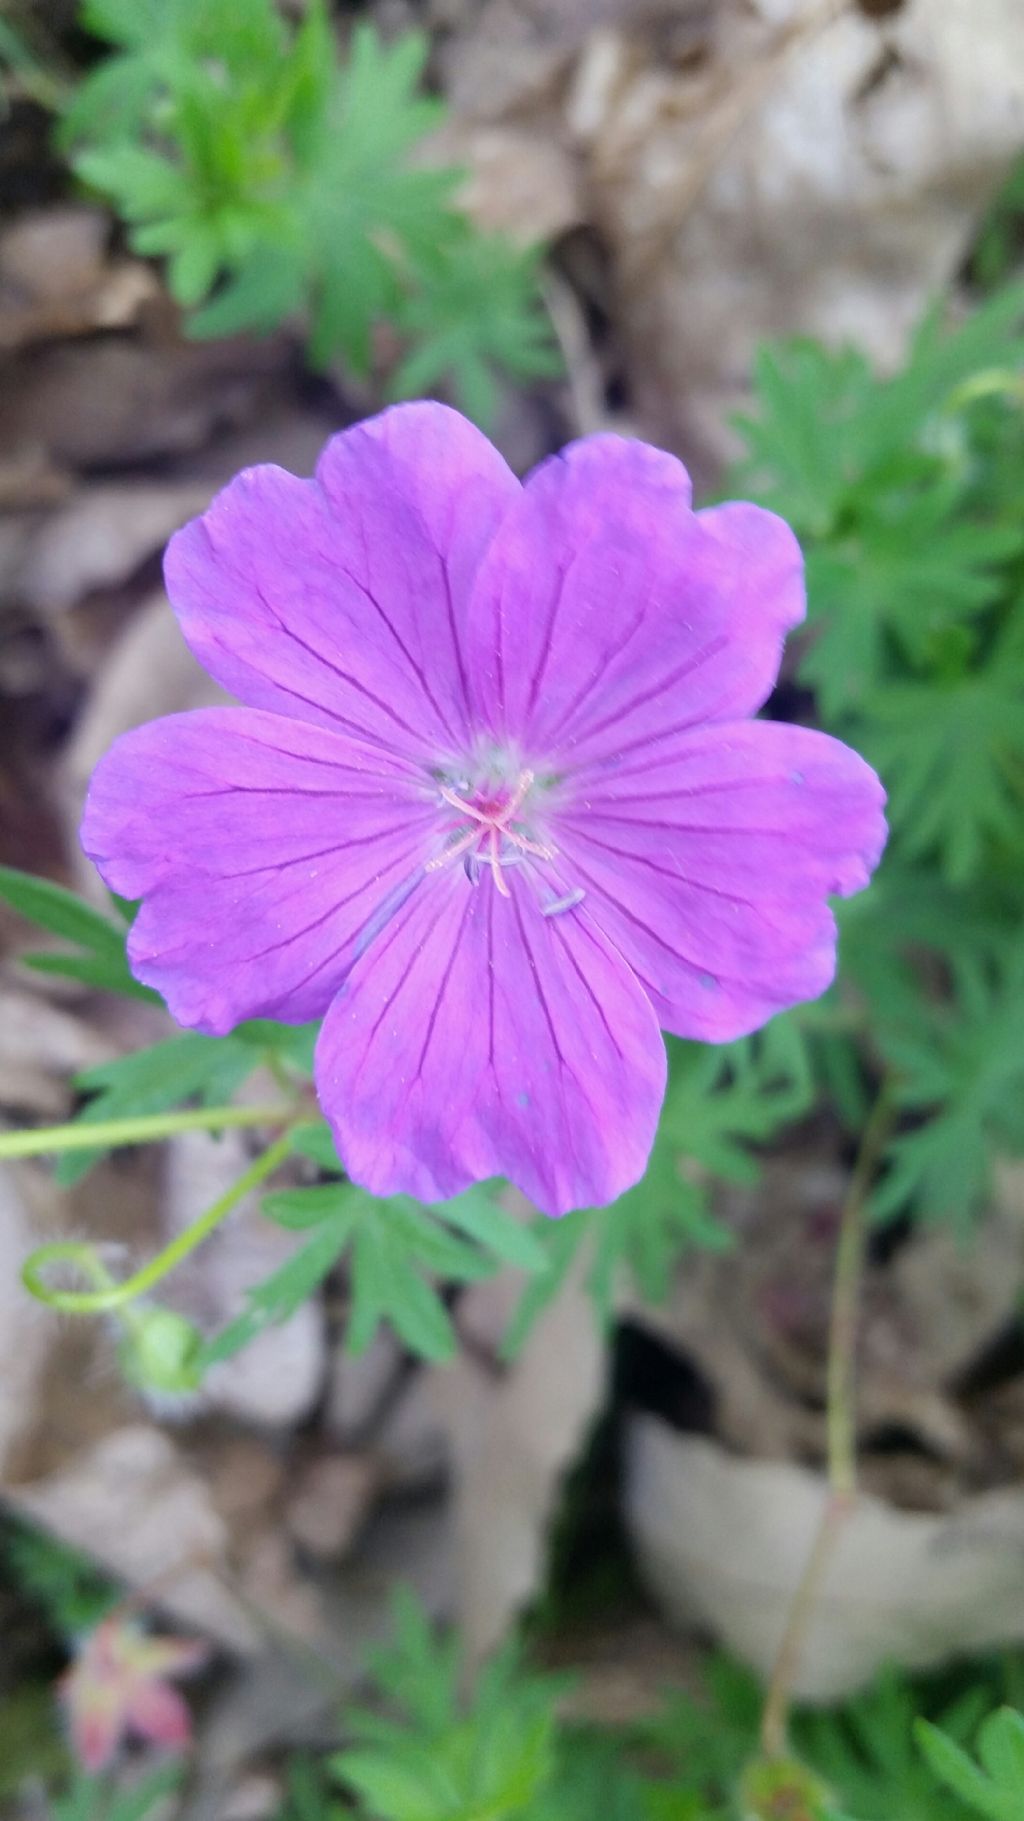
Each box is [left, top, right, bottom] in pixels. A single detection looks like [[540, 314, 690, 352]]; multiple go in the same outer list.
[[501, 770, 535, 822], [542, 888, 586, 918], [488, 826, 511, 898], [503, 828, 556, 861], [425, 827, 478, 873], [429, 766, 559, 899], [438, 784, 492, 827]]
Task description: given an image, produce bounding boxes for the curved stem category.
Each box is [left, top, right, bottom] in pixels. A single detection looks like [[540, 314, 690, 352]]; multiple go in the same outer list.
[[759, 1088, 894, 1760], [22, 1130, 296, 1313], [0, 1102, 293, 1160]]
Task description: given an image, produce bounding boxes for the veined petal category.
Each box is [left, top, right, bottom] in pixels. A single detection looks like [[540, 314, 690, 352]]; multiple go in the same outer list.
[[315, 867, 666, 1217], [164, 402, 519, 761], [465, 435, 804, 765], [81, 708, 435, 1033], [556, 722, 887, 1041]]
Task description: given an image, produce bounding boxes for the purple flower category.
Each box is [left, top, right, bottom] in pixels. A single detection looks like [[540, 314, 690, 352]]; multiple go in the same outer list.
[[82, 404, 886, 1216]]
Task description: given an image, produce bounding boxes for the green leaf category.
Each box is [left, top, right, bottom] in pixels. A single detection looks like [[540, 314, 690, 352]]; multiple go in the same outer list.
[[915, 1710, 1024, 1820], [55, 1032, 257, 1185], [869, 933, 1024, 1229], [197, 1213, 356, 1368], [264, 1182, 356, 1231], [75, 143, 191, 219], [0, 864, 160, 1005], [289, 1120, 344, 1173], [5, 1517, 116, 1638], [188, 242, 305, 337], [0, 865, 129, 957], [62, 6, 554, 409], [21, 950, 159, 1003], [506, 1021, 812, 1346], [333, 1745, 463, 1821], [52, 1761, 185, 1821], [348, 1218, 458, 1361], [78, 0, 167, 49], [391, 229, 560, 426], [638, 1656, 763, 1808], [797, 1668, 986, 1821], [330, 1592, 565, 1821], [434, 1186, 549, 1273], [222, 1175, 544, 1366], [858, 626, 1024, 887]]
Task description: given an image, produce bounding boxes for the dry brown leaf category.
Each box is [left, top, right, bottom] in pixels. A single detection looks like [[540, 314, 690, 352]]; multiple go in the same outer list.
[[431, 1258, 605, 1660], [625, 1417, 1024, 1698], [15, 481, 211, 617]]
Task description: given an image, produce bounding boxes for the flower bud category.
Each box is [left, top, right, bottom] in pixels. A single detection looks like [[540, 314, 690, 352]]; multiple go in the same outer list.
[[740, 1755, 833, 1821], [119, 1307, 203, 1396]]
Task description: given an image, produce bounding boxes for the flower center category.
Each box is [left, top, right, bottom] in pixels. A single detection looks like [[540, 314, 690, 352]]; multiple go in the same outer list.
[[426, 768, 556, 899]]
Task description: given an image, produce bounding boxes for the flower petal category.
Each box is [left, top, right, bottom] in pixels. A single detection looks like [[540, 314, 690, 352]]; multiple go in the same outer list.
[[126, 1679, 193, 1753], [63, 1679, 122, 1774], [555, 722, 887, 1041], [164, 402, 519, 760], [130, 1636, 209, 1680], [315, 869, 666, 1216], [465, 434, 804, 765], [81, 708, 435, 1033]]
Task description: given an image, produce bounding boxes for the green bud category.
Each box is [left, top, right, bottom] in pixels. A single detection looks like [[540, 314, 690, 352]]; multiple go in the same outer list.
[[120, 1306, 204, 1396], [740, 1754, 834, 1821]]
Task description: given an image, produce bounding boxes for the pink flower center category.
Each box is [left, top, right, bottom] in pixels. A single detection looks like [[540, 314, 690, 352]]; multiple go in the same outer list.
[[427, 768, 556, 899]]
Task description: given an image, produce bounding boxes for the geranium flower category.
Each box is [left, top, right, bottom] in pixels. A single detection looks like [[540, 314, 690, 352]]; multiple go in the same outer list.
[[82, 404, 885, 1215], [60, 1614, 207, 1772]]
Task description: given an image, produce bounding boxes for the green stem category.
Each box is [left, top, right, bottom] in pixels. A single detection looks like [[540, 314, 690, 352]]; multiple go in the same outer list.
[[759, 1087, 895, 1761], [22, 1131, 296, 1314], [0, 1102, 292, 1161], [826, 1090, 892, 1495]]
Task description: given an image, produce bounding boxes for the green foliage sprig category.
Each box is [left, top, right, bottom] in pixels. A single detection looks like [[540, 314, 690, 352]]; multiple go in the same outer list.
[[61, 0, 559, 423], [300, 1607, 1024, 1821], [328, 1590, 569, 1821], [730, 280, 1024, 1232]]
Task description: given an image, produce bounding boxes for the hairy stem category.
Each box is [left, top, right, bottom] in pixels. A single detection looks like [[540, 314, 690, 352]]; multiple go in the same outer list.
[[22, 1130, 296, 1313], [759, 1089, 894, 1760], [0, 1102, 293, 1160]]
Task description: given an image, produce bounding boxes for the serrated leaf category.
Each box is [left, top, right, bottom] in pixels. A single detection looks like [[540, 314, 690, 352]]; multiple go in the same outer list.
[[62, 6, 553, 411], [390, 230, 559, 426], [237, 1174, 541, 1364], [329, 1593, 563, 1821], [858, 633, 1024, 887], [347, 1216, 458, 1361], [197, 1215, 355, 1368], [869, 934, 1024, 1229], [188, 242, 305, 337]]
